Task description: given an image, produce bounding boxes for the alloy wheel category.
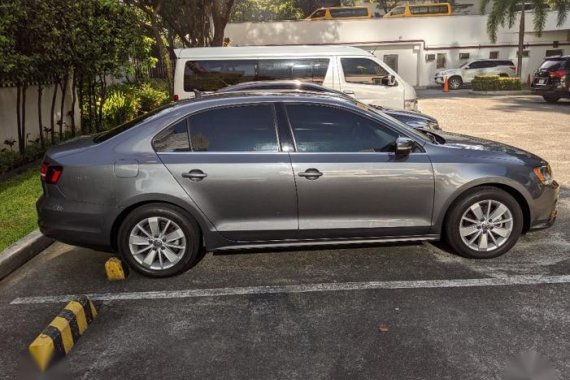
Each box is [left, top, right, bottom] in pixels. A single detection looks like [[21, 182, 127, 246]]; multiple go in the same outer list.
[[128, 216, 187, 270], [459, 199, 514, 252]]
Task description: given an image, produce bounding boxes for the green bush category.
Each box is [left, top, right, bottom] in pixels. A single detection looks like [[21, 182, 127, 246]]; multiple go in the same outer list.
[[138, 83, 169, 113], [472, 76, 522, 91], [101, 81, 170, 129], [102, 89, 140, 129]]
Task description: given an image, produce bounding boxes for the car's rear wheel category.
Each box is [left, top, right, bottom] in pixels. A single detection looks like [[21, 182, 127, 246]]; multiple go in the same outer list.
[[118, 203, 202, 277], [448, 76, 463, 90], [445, 187, 523, 259], [543, 95, 560, 103]]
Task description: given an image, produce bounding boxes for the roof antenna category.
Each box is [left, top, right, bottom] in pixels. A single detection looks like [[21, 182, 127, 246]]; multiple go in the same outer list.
[[193, 89, 202, 99]]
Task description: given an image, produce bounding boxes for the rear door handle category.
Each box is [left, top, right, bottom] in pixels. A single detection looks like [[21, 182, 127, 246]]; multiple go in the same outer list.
[[343, 90, 355, 95], [298, 168, 323, 180], [182, 169, 207, 181]]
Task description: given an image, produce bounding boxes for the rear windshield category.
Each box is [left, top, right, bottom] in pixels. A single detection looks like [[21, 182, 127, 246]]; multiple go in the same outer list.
[[93, 104, 174, 143], [540, 59, 564, 71]]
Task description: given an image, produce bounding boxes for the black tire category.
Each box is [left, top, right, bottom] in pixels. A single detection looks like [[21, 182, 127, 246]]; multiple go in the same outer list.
[[444, 187, 523, 259], [543, 95, 560, 103], [118, 203, 202, 277], [448, 76, 463, 90]]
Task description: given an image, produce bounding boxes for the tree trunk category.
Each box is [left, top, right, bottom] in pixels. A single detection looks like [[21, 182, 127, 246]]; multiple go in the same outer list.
[[150, 3, 174, 96], [211, 0, 235, 47], [70, 70, 77, 137], [59, 75, 68, 139], [517, 5, 525, 78], [96, 73, 107, 132], [21, 84, 27, 153], [16, 85, 23, 154], [78, 72, 85, 134], [50, 81, 58, 144], [38, 85, 45, 149]]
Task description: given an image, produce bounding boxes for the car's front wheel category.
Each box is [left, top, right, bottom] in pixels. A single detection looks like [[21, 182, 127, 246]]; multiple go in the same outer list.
[[445, 187, 523, 259], [448, 76, 463, 90], [118, 203, 202, 277], [543, 95, 560, 103]]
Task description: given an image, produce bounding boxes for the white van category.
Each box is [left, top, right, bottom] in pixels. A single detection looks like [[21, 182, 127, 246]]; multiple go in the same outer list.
[[173, 46, 418, 110]]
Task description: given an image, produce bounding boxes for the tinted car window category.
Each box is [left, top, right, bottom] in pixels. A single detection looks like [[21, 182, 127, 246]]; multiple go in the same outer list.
[[286, 104, 398, 153], [188, 104, 278, 152], [257, 59, 329, 84], [154, 119, 190, 152], [341, 58, 389, 85], [467, 61, 485, 69], [330, 8, 368, 17], [540, 59, 563, 71], [184, 60, 257, 91], [390, 6, 405, 15], [310, 9, 326, 18]]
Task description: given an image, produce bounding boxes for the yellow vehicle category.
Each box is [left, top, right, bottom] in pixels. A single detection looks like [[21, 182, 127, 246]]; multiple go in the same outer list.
[[384, 3, 452, 18], [306, 6, 372, 20]]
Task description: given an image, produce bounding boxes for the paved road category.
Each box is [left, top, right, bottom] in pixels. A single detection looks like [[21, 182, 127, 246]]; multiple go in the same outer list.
[[1, 92, 569, 379]]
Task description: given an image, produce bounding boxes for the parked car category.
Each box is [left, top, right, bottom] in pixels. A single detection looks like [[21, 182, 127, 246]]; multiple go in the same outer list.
[[173, 45, 419, 110], [531, 55, 570, 103], [217, 80, 441, 130], [37, 92, 558, 277], [306, 6, 372, 20], [435, 59, 517, 90], [384, 2, 452, 18]]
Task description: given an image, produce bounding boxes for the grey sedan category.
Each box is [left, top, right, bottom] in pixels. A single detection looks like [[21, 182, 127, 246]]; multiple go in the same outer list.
[[37, 92, 559, 277]]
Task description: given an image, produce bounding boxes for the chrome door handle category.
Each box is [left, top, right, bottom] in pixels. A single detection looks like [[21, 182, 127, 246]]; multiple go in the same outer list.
[[343, 90, 355, 95], [182, 169, 207, 181], [298, 168, 323, 180]]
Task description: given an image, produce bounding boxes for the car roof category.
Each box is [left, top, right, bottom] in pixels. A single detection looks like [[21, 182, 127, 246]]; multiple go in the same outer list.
[[174, 46, 372, 59]]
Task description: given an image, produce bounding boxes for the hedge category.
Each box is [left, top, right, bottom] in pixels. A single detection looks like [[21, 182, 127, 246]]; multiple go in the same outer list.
[[472, 75, 522, 92]]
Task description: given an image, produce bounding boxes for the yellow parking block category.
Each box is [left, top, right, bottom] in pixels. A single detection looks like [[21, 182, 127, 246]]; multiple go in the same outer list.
[[105, 257, 128, 281]]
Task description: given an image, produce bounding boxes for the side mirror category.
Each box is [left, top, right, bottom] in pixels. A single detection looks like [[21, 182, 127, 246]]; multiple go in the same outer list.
[[395, 137, 414, 157], [379, 74, 397, 86]]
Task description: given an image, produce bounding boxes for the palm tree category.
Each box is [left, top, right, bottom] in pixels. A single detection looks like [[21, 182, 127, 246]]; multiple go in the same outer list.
[[480, 0, 569, 77]]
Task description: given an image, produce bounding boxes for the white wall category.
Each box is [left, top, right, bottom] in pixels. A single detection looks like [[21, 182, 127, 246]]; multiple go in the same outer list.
[[0, 81, 79, 148], [225, 12, 570, 87]]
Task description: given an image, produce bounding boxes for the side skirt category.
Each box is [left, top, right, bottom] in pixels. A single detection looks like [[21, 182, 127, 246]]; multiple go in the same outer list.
[[211, 234, 440, 252]]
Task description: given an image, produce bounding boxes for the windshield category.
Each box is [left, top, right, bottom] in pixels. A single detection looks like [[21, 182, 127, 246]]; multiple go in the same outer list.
[[459, 61, 471, 68], [93, 103, 174, 143], [539, 59, 563, 71]]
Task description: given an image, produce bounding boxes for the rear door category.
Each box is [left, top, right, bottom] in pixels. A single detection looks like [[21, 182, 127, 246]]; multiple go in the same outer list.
[[156, 103, 298, 241], [284, 102, 434, 238], [338, 57, 403, 108]]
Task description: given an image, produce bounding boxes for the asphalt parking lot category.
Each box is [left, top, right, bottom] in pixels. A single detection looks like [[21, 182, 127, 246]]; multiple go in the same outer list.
[[1, 91, 570, 379]]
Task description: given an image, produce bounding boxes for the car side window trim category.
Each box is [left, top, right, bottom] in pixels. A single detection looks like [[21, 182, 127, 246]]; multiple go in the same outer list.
[[282, 102, 426, 154], [153, 102, 284, 154]]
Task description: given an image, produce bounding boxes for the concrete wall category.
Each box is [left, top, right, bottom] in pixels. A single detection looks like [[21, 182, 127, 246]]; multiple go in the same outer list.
[[225, 12, 570, 87], [0, 81, 78, 148]]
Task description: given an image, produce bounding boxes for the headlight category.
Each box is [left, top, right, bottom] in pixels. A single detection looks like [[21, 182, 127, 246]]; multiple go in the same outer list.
[[404, 99, 418, 111], [533, 164, 554, 185]]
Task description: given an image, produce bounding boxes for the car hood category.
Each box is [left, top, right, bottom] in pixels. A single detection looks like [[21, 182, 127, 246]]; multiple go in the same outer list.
[[435, 68, 462, 76], [437, 131, 544, 163], [384, 108, 437, 123]]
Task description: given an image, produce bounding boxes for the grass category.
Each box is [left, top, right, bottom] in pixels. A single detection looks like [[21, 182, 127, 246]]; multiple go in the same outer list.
[[0, 168, 42, 252]]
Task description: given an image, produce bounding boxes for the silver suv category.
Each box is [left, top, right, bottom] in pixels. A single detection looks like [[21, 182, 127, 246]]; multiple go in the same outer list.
[[37, 92, 558, 277], [435, 59, 517, 90]]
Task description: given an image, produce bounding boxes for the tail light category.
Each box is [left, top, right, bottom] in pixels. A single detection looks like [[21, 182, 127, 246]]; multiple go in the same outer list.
[[173, 94, 179, 102], [549, 69, 566, 79], [510, 65, 516, 71], [40, 161, 63, 184]]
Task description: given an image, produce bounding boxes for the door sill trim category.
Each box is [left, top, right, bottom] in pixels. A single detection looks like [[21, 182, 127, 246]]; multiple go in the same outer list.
[[213, 234, 439, 252]]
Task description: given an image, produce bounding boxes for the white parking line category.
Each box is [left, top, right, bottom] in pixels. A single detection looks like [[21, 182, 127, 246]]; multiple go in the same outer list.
[[10, 274, 570, 305]]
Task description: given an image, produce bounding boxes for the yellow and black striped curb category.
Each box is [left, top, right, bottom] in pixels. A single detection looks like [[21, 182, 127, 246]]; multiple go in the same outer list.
[[29, 295, 97, 372], [105, 257, 129, 281]]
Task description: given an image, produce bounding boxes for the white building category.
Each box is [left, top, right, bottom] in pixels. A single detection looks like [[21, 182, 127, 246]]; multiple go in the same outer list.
[[225, 12, 570, 87]]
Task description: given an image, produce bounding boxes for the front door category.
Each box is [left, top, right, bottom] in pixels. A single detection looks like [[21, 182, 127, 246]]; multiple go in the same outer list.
[[338, 57, 403, 109], [156, 103, 298, 241], [284, 103, 434, 239]]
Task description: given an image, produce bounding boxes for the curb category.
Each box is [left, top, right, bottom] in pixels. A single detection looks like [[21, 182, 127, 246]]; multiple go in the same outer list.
[[469, 90, 532, 96], [0, 230, 53, 280]]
